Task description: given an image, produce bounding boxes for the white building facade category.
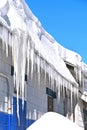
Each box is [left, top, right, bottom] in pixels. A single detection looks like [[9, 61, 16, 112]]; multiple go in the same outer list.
[[0, 0, 87, 130]]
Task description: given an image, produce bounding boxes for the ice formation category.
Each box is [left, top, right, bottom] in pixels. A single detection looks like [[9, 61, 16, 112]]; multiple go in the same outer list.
[[0, 0, 85, 123], [27, 112, 83, 130]]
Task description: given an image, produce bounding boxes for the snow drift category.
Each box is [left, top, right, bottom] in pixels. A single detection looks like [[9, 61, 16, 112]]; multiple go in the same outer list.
[[27, 112, 83, 130]]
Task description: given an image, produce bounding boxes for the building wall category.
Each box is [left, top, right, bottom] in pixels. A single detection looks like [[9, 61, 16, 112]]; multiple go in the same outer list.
[[26, 84, 47, 120], [65, 61, 85, 129], [0, 41, 12, 129], [0, 38, 86, 129]]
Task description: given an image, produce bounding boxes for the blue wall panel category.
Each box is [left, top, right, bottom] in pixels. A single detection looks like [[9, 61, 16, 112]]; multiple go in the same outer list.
[[26, 119, 35, 129], [11, 97, 26, 130], [0, 112, 8, 130], [0, 97, 35, 130]]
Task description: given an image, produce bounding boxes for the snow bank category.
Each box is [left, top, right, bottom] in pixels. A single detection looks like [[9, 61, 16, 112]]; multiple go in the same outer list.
[[27, 112, 83, 130]]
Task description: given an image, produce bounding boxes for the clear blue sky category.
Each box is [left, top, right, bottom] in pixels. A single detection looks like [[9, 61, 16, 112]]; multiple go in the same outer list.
[[25, 0, 87, 64]]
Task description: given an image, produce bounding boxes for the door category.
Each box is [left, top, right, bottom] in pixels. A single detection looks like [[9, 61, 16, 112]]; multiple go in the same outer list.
[[48, 96, 53, 112]]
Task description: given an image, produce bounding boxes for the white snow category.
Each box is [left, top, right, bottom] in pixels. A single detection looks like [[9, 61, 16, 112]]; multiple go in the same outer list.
[[82, 62, 87, 73], [0, 0, 78, 86], [26, 112, 83, 130], [0, 0, 9, 16], [0, 0, 7, 8]]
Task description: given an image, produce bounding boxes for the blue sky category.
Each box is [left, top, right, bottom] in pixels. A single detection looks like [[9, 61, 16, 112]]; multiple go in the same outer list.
[[25, 0, 87, 63]]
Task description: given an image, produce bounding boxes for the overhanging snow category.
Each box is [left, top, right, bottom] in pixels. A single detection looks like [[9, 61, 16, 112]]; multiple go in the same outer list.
[[0, 0, 78, 86]]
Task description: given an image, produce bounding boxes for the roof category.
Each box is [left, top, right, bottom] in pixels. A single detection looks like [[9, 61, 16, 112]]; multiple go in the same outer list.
[[0, 0, 77, 85]]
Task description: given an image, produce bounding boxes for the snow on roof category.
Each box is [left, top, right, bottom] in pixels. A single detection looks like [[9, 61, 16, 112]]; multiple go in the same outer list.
[[63, 47, 82, 66], [0, 0, 7, 9], [0, 0, 78, 85], [27, 112, 83, 130], [82, 62, 87, 75], [52, 41, 82, 66], [40, 35, 77, 84]]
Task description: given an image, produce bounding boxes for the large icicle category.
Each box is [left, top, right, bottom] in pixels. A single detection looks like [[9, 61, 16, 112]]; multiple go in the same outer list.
[[4, 26, 9, 56], [30, 41, 34, 79], [12, 29, 20, 124], [37, 54, 41, 86], [2, 26, 6, 52], [20, 32, 27, 106], [11, 29, 29, 124], [26, 38, 30, 76]]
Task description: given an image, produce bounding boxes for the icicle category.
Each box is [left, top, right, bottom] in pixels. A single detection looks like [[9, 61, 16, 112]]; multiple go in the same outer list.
[[52, 78, 54, 91], [55, 72, 58, 91], [57, 75, 61, 102], [50, 68, 53, 90], [70, 84, 72, 113], [30, 41, 34, 78], [65, 80, 68, 90], [78, 67, 81, 86], [50, 69, 55, 91], [47, 66, 51, 88], [42, 60, 46, 87], [56, 75, 58, 91], [21, 33, 27, 106], [55, 74, 58, 91], [37, 55, 40, 86], [46, 64, 51, 89], [2, 26, 5, 51], [76, 86, 78, 101], [17, 79, 20, 125], [62, 79, 65, 99], [73, 86, 75, 103], [40, 58, 43, 69], [63, 79, 69, 99], [60, 76, 63, 86], [44, 61, 47, 87], [40, 59, 44, 87], [8, 32, 12, 49], [27, 39, 30, 76], [4, 27, 9, 57], [12, 31, 20, 124], [33, 53, 37, 85], [52, 71, 55, 91], [11, 30, 29, 124], [33, 109, 37, 120], [5, 29, 9, 57], [58, 75, 60, 86], [29, 110, 32, 120], [53, 71, 57, 92]]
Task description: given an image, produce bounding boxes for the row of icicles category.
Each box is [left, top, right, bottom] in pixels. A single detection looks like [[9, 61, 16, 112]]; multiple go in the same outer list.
[[1, 24, 78, 124]]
